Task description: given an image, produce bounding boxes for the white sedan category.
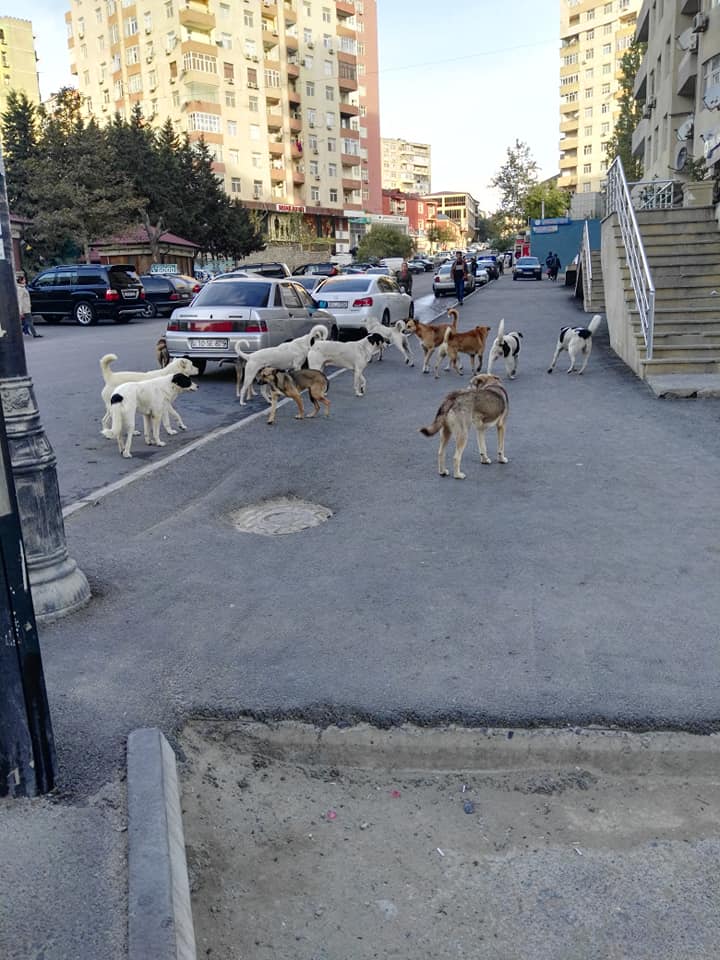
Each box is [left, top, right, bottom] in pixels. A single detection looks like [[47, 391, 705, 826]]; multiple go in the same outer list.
[[315, 274, 414, 337]]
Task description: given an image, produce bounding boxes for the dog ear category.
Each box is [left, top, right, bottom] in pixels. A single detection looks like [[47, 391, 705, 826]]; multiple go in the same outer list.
[[172, 373, 192, 387]]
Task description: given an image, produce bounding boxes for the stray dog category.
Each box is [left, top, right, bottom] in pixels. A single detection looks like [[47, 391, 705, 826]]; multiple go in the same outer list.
[[547, 314, 602, 375], [109, 372, 198, 458], [257, 367, 330, 424], [307, 332, 386, 396], [419, 373, 509, 479], [366, 319, 414, 366], [440, 309, 490, 376], [487, 318, 523, 379], [156, 337, 170, 368], [234, 324, 328, 405], [405, 310, 458, 376], [100, 353, 198, 437]]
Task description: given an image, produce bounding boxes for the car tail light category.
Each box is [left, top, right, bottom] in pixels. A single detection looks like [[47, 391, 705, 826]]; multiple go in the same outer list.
[[166, 320, 179, 331], [192, 284, 201, 293], [189, 321, 234, 332], [168, 292, 180, 301], [104, 289, 120, 302], [244, 318, 268, 333], [352, 296, 373, 308], [139, 289, 145, 299], [433, 275, 440, 282]]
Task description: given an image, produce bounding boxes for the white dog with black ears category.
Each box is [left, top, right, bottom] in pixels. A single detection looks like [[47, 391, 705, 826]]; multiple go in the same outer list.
[[487, 318, 523, 379], [366, 318, 415, 366], [307, 332, 386, 396], [109, 372, 198, 458], [547, 314, 602, 375], [235, 323, 329, 405]]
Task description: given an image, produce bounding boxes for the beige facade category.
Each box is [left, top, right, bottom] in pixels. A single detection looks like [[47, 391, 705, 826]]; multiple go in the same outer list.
[[0, 17, 41, 115], [558, 0, 642, 195], [63, 0, 380, 250], [380, 137, 431, 194], [423, 192, 478, 245], [632, 0, 720, 182]]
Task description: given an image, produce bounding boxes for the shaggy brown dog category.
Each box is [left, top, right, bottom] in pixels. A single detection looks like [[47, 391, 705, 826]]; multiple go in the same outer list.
[[441, 309, 491, 376], [257, 367, 330, 424]]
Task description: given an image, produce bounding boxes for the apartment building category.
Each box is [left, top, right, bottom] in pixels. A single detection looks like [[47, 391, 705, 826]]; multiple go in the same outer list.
[[382, 188, 437, 250], [559, 0, 642, 195], [632, 1, 720, 181], [0, 17, 41, 116], [423, 191, 478, 245], [63, 0, 381, 251], [380, 137, 431, 195]]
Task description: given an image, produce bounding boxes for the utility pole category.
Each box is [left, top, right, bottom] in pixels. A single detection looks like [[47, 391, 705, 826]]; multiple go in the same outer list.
[[0, 395, 56, 796], [0, 140, 90, 621]]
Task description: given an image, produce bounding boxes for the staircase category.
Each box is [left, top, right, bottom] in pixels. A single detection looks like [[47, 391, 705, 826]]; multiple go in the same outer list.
[[602, 206, 720, 396], [586, 250, 605, 313]]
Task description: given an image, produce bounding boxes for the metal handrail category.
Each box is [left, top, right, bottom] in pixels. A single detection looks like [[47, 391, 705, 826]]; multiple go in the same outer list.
[[606, 156, 656, 360], [626, 179, 678, 210]]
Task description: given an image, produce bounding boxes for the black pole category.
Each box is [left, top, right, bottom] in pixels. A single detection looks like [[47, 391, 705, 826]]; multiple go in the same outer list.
[[0, 395, 56, 797]]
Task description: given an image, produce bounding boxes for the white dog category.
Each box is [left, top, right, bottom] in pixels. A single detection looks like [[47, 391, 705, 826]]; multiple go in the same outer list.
[[307, 332, 386, 396], [547, 314, 602, 375], [109, 372, 198, 458], [487, 318, 523, 379], [235, 323, 328, 405], [367, 319, 414, 366], [100, 353, 198, 438]]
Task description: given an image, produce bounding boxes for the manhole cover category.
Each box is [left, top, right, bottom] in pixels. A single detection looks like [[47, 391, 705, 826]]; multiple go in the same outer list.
[[230, 497, 332, 536]]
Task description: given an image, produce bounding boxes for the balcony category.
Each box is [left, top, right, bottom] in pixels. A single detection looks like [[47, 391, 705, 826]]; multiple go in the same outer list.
[[338, 72, 358, 92], [181, 38, 217, 57], [631, 117, 648, 158], [676, 48, 697, 99], [340, 125, 360, 139], [180, 68, 220, 87], [635, 0, 649, 42], [267, 111, 283, 129], [559, 155, 577, 171], [289, 116, 302, 133], [560, 117, 578, 134], [179, 6, 215, 32], [262, 1, 278, 13], [265, 57, 281, 72], [339, 101, 359, 116], [560, 136, 578, 152], [265, 88, 281, 103], [288, 86, 301, 104], [340, 151, 359, 167], [337, 24, 356, 39], [342, 177, 361, 190], [269, 141, 284, 156], [680, 0, 700, 13], [560, 99, 579, 114], [293, 169, 305, 184], [263, 27, 279, 49], [336, 0, 355, 17], [285, 32, 299, 50], [287, 60, 300, 79], [283, 2, 297, 23], [271, 167, 285, 183], [633, 56, 647, 100]]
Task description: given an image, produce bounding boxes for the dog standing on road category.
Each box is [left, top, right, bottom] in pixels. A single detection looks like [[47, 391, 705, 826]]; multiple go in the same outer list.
[[109, 372, 198, 458], [405, 310, 458, 376], [100, 353, 198, 437], [257, 367, 330, 424], [235, 324, 328, 405], [156, 337, 170, 368], [419, 373, 509, 479], [487, 318, 523, 379], [439, 309, 491, 376], [367, 319, 415, 366], [547, 314, 602, 375], [307, 332, 386, 397]]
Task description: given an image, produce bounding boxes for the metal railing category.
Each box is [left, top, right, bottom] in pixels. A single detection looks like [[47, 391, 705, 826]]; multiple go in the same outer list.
[[606, 156, 656, 360], [625, 178, 679, 211]]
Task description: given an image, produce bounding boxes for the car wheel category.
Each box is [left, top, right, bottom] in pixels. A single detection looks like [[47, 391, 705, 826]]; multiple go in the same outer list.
[[73, 301, 96, 326], [42, 315, 62, 324], [142, 301, 157, 318], [186, 357, 206, 375], [381, 310, 390, 327], [329, 325, 339, 341], [408, 301, 415, 319]]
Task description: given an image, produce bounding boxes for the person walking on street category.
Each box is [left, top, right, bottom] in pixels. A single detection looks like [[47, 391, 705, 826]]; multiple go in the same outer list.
[[545, 251, 554, 278], [450, 251, 467, 304], [16, 274, 42, 338], [398, 258, 412, 296]]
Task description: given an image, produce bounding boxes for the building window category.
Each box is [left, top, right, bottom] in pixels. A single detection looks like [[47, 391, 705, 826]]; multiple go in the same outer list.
[[329, 188, 338, 202], [309, 160, 319, 175], [601, 121, 610, 135], [601, 102, 610, 114], [585, 47, 594, 60], [253, 180, 263, 199], [248, 95, 258, 112], [603, 43, 611, 55], [584, 107, 593, 118], [243, 10, 254, 27], [311, 186, 320, 201], [325, 85, 334, 100], [266, 69, 281, 87], [165, 1, 174, 19], [327, 137, 336, 152], [227, 120, 237, 136], [306, 80, 315, 96], [189, 113, 221, 133], [585, 87, 593, 98], [328, 162, 337, 177], [183, 52, 218, 74], [584, 144, 592, 155], [250, 123, 260, 140], [601, 82, 611, 95], [602, 62, 611, 74], [326, 111, 335, 128], [583, 163, 591, 174], [225, 91, 236, 107], [219, 3, 230, 17], [324, 60, 333, 76], [584, 124, 592, 136], [124, 17, 138, 36], [586, 29, 594, 40], [231, 178, 241, 194], [322, 6, 331, 22], [128, 73, 143, 93], [582, 182, 592, 193]]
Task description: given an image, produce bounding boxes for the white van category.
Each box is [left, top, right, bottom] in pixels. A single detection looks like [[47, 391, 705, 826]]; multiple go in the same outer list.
[[379, 257, 404, 275]]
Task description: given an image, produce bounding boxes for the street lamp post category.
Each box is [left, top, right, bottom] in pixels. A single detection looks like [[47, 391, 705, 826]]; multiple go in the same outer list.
[[0, 142, 90, 622]]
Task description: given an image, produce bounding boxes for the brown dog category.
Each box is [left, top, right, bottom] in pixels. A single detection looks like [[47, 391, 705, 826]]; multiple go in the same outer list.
[[257, 367, 330, 424], [405, 310, 458, 376], [441, 308, 491, 376], [156, 336, 170, 368]]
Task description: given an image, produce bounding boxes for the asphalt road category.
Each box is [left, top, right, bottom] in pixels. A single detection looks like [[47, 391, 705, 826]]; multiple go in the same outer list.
[[4, 268, 720, 959]]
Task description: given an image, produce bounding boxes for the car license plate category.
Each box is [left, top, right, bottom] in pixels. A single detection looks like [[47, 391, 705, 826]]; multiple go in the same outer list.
[[122, 289, 138, 299], [326, 300, 348, 309], [191, 338, 228, 349]]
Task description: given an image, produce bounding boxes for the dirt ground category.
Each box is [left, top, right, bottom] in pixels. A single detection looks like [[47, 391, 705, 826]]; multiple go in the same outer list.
[[179, 721, 720, 960]]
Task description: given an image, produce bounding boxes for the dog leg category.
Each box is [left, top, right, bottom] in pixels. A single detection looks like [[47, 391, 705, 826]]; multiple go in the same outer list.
[[143, 413, 154, 445], [266, 390, 279, 425], [566, 345, 578, 374], [437, 425, 451, 477], [291, 390, 305, 419], [167, 404, 187, 432], [496, 422, 508, 463], [319, 395, 330, 417], [547, 344, 562, 374], [422, 347, 432, 374], [354, 370, 366, 396], [453, 429, 469, 480], [161, 408, 178, 436], [577, 342, 592, 374], [122, 423, 134, 458], [476, 426, 492, 465]]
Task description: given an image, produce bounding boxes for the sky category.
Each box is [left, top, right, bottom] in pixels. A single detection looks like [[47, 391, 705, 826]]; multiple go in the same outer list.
[[15, 0, 561, 212]]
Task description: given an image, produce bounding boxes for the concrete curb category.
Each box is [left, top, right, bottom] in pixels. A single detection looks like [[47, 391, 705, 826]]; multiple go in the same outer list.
[[127, 728, 196, 960]]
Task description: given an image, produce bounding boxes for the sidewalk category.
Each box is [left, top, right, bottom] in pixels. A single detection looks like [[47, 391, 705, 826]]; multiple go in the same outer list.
[[3, 277, 720, 958]]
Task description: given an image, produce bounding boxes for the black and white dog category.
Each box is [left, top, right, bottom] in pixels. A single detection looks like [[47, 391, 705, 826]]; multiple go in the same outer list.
[[487, 318, 523, 379], [547, 314, 602, 375]]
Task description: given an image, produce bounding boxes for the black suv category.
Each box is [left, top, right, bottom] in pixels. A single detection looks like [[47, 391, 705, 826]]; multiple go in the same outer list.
[[28, 264, 145, 326]]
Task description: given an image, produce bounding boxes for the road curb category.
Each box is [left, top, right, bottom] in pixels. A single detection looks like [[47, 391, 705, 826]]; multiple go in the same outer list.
[[127, 728, 197, 960]]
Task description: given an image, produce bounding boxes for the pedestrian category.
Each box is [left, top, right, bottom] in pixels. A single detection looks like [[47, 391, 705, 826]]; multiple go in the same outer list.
[[552, 252, 561, 281], [545, 251, 554, 276], [497, 255, 504, 275], [16, 274, 42, 338], [398, 258, 412, 295], [450, 251, 467, 304]]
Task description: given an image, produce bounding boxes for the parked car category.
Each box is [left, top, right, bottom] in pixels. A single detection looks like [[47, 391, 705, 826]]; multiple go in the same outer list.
[[292, 275, 327, 296], [233, 261, 292, 278], [365, 266, 394, 277], [431, 263, 477, 298], [513, 256, 543, 281], [28, 263, 145, 326], [139, 274, 201, 318], [291, 262, 340, 277], [406, 259, 427, 274], [474, 266, 490, 286], [314, 273, 414, 337], [476, 257, 499, 281], [163, 276, 337, 374], [411, 257, 435, 272]]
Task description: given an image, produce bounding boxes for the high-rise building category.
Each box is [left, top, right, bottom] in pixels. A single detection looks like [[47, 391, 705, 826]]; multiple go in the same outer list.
[[0, 17, 41, 115], [423, 191, 478, 246], [63, 0, 381, 251], [558, 0, 641, 196], [381, 138, 431, 195]]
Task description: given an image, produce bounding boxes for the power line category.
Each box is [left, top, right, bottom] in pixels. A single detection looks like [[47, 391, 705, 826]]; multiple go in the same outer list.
[[374, 38, 558, 78]]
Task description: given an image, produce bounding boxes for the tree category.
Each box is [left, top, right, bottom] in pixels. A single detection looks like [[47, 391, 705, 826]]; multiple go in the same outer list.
[[605, 41, 645, 180], [356, 225, 414, 260], [1, 90, 40, 216], [489, 140, 539, 236], [425, 221, 456, 250], [523, 181, 572, 221]]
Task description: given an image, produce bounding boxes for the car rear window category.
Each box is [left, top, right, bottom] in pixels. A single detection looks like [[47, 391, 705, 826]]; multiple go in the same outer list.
[[316, 278, 372, 293], [194, 280, 271, 307], [517, 258, 539, 266], [140, 276, 169, 292], [108, 266, 141, 287]]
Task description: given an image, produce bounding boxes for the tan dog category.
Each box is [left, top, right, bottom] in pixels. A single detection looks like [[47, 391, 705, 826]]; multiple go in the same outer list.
[[440, 308, 491, 376], [419, 373, 509, 479], [257, 367, 330, 424], [405, 310, 458, 376], [156, 337, 170, 368]]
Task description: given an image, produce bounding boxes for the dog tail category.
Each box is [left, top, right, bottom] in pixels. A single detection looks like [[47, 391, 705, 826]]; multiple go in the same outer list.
[[100, 353, 118, 384], [309, 323, 329, 344], [419, 401, 448, 437], [443, 325, 453, 345], [496, 318, 505, 343], [234, 339, 252, 360], [447, 308, 459, 330], [588, 314, 602, 335]]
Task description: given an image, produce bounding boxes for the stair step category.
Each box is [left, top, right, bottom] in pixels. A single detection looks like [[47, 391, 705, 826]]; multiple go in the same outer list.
[[645, 374, 720, 398], [612, 229, 720, 246], [635, 207, 716, 224], [641, 357, 720, 374]]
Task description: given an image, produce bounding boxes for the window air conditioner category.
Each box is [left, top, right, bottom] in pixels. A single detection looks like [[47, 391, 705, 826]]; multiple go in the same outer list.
[[688, 33, 699, 53], [146, 55, 154, 63], [227, 77, 234, 84], [307, 41, 314, 49], [145, 27, 152, 35], [693, 13, 709, 33], [314, 175, 320, 181], [313, 149, 319, 154], [309, 120, 315, 127], [252, 55, 259, 62], [642, 102, 652, 119]]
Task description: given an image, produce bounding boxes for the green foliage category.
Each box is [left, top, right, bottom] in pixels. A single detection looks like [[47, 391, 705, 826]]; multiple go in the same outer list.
[[489, 140, 539, 235], [1, 90, 39, 216], [356, 225, 414, 260], [523, 181, 571, 221], [425, 222, 455, 248], [605, 41, 645, 180]]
